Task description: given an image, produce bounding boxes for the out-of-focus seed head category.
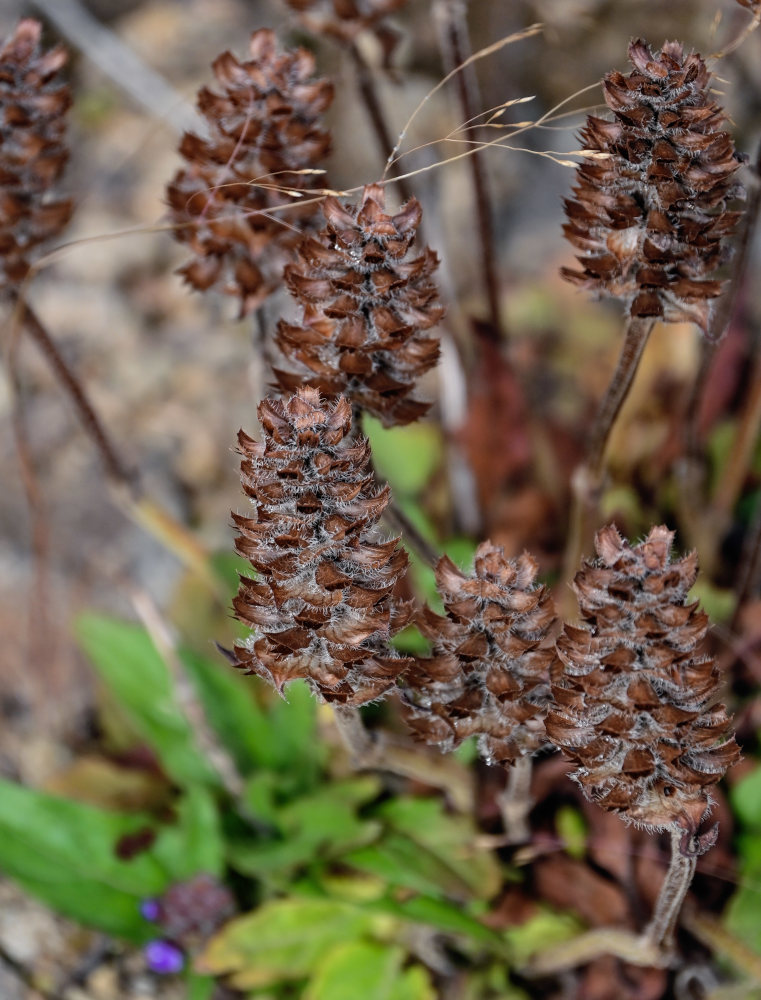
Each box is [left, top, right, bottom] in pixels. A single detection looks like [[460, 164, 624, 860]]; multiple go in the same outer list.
[[166, 29, 333, 316], [0, 19, 72, 293]]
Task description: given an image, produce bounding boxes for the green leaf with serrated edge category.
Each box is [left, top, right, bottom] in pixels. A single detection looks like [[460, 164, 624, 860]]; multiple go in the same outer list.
[[305, 941, 435, 1000], [0, 779, 168, 940], [376, 798, 501, 898], [76, 615, 218, 788], [199, 899, 378, 989]]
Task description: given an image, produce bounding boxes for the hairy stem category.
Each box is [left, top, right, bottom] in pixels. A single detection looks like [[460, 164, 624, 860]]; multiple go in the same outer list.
[[520, 928, 664, 976], [496, 755, 533, 844], [643, 827, 697, 951], [560, 316, 654, 613], [435, 0, 503, 341]]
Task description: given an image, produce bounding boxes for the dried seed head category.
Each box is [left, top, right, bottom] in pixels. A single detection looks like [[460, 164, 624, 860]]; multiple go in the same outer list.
[[734, 0, 760, 11], [546, 525, 739, 836], [232, 388, 411, 705], [401, 543, 557, 765], [283, 0, 407, 43], [562, 39, 744, 336], [0, 19, 72, 292], [275, 183, 443, 427], [145, 874, 235, 944], [166, 29, 333, 316]]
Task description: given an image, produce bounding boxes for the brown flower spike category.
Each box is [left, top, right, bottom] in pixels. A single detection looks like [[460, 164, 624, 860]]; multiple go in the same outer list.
[[275, 184, 443, 427], [283, 0, 407, 43], [0, 19, 72, 292], [562, 40, 744, 335], [166, 30, 333, 316], [546, 525, 739, 839], [232, 388, 411, 705], [401, 544, 557, 765]]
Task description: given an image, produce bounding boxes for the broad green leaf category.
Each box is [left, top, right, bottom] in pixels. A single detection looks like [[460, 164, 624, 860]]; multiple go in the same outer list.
[[186, 972, 215, 1000], [363, 418, 443, 497], [152, 786, 224, 881], [381, 894, 504, 949], [229, 778, 381, 880], [76, 615, 218, 788], [305, 942, 434, 1000], [723, 882, 761, 963], [346, 836, 481, 898], [0, 778, 167, 939], [731, 767, 761, 830], [179, 647, 282, 776], [376, 798, 500, 898], [199, 898, 378, 988]]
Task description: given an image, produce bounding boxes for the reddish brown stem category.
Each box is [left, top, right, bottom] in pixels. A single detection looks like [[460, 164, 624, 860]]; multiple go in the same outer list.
[[12, 294, 136, 491], [348, 41, 414, 206], [435, 0, 502, 342]]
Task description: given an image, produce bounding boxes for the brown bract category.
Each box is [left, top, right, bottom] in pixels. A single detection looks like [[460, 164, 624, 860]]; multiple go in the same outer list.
[[275, 183, 443, 427], [734, 0, 760, 11], [166, 29, 333, 317], [283, 0, 407, 44], [154, 874, 235, 944], [546, 525, 739, 835], [562, 39, 744, 335], [401, 543, 557, 764], [0, 19, 72, 292], [232, 388, 411, 705]]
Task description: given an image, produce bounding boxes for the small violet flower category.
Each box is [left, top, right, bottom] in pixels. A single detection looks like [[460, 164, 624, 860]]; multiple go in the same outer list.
[[140, 898, 161, 922], [144, 939, 185, 975]]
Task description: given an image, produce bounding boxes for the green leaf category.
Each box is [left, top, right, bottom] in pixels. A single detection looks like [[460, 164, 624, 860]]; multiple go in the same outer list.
[[730, 766, 761, 830], [0, 778, 168, 939], [76, 615, 218, 788], [383, 895, 504, 949], [305, 942, 434, 1000], [363, 418, 443, 497], [504, 909, 583, 965], [179, 647, 283, 777], [377, 798, 500, 898], [229, 778, 382, 880], [556, 806, 587, 861], [152, 786, 224, 881], [186, 972, 215, 1000], [199, 898, 378, 989]]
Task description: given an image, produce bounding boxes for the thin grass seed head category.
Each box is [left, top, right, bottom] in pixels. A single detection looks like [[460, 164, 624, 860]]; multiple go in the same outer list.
[[275, 183, 443, 427], [166, 29, 333, 317], [401, 543, 557, 765], [232, 388, 412, 705], [0, 19, 72, 293], [546, 525, 739, 843], [562, 39, 744, 336]]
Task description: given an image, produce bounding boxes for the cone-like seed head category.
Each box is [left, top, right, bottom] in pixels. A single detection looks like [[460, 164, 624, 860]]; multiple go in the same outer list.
[[166, 29, 333, 316], [401, 543, 557, 765], [283, 0, 408, 42], [232, 388, 412, 704], [562, 39, 744, 336], [546, 525, 739, 836], [0, 19, 72, 292], [275, 183, 443, 427], [147, 874, 235, 944]]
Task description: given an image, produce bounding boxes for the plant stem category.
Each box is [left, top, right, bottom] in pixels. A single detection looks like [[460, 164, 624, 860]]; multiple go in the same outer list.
[[586, 315, 655, 478], [434, 0, 503, 342], [383, 501, 440, 568], [496, 755, 533, 843], [560, 315, 654, 613], [12, 294, 137, 492], [520, 928, 664, 977], [642, 827, 697, 952], [333, 705, 382, 764], [347, 41, 414, 206]]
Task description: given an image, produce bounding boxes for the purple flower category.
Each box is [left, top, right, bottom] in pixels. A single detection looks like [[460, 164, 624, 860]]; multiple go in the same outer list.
[[140, 898, 161, 922], [144, 939, 185, 975]]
